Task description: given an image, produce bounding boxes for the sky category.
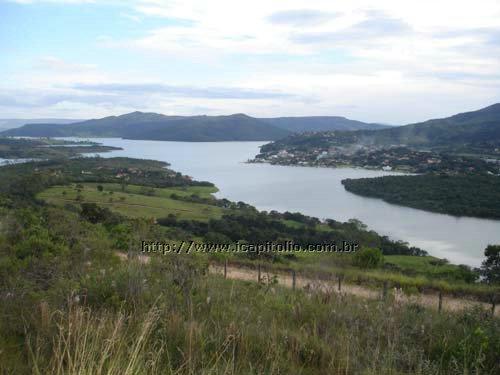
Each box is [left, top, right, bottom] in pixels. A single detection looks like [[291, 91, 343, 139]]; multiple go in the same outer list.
[[1, 0, 500, 124]]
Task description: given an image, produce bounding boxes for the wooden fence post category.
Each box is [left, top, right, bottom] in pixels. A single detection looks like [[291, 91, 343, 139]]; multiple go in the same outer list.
[[491, 294, 496, 317], [382, 281, 388, 300], [337, 275, 342, 292], [224, 259, 227, 279], [438, 291, 443, 313], [292, 270, 296, 291], [258, 264, 261, 283]]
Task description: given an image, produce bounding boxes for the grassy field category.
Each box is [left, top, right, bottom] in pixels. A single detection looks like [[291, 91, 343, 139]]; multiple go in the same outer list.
[[83, 182, 219, 198], [38, 183, 225, 221], [385, 255, 464, 275]]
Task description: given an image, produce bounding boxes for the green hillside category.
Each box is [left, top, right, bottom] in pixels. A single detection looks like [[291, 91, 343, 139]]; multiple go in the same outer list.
[[366, 103, 500, 148], [38, 183, 224, 221], [261, 116, 389, 132], [260, 103, 500, 153]]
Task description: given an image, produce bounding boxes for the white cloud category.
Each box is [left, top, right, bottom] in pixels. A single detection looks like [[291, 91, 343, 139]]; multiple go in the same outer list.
[[4, 0, 500, 121], [267, 9, 337, 27], [9, 0, 97, 4], [35, 56, 97, 72], [120, 1, 500, 84]]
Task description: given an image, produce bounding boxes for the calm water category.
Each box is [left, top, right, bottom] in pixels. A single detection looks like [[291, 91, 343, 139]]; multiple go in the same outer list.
[[77, 138, 500, 267]]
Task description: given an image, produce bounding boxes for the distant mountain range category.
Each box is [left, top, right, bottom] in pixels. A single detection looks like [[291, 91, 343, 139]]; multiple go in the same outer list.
[[1, 112, 387, 141], [1, 113, 289, 141], [0, 118, 81, 131], [4, 104, 498, 146]]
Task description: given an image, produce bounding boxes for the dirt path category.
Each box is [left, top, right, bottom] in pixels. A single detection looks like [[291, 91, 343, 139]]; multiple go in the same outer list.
[[210, 265, 498, 316], [116, 252, 498, 317]]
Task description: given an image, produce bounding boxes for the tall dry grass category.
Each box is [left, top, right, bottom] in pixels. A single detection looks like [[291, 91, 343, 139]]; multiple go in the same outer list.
[[28, 305, 164, 375], [3, 257, 497, 375]]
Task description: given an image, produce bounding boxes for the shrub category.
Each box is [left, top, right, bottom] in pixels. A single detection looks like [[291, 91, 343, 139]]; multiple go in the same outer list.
[[80, 203, 120, 225], [352, 247, 384, 269]]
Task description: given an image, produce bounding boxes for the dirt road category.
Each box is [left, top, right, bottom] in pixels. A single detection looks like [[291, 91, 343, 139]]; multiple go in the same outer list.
[[211, 264, 498, 316], [116, 252, 498, 317]]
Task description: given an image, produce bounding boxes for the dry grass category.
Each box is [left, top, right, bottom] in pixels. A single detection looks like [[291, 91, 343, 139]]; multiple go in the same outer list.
[[28, 306, 163, 375]]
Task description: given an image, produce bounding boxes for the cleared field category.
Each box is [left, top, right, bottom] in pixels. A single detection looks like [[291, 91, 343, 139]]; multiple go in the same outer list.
[[83, 182, 218, 198], [38, 183, 225, 221], [385, 255, 467, 276]]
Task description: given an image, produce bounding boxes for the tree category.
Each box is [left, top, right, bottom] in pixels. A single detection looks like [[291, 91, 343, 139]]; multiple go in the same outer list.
[[481, 245, 500, 284], [352, 247, 384, 269], [456, 264, 479, 283], [348, 218, 367, 231], [80, 202, 117, 225]]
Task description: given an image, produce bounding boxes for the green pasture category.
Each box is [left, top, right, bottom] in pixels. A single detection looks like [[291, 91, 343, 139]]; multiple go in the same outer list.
[[38, 183, 224, 221]]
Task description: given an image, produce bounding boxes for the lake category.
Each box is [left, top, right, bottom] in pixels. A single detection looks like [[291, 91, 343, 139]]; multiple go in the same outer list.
[[0, 157, 40, 166], [78, 137, 500, 267]]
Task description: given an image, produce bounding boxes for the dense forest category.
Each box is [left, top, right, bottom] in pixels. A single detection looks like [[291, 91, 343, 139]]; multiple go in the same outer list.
[[342, 174, 500, 219], [157, 210, 428, 258]]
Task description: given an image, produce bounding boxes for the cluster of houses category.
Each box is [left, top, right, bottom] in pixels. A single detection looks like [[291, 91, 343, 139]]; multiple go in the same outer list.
[[253, 145, 500, 175]]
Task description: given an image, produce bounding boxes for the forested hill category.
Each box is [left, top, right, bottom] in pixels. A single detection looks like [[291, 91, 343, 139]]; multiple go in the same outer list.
[[260, 116, 389, 132], [5, 104, 499, 144], [259, 103, 500, 153], [1, 112, 388, 141], [0, 118, 80, 131], [362, 103, 500, 148], [1, 112, 291, 142]]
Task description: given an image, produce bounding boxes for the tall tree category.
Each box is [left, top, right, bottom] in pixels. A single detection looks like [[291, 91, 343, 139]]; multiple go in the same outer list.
[[481, 245, 500, 284]]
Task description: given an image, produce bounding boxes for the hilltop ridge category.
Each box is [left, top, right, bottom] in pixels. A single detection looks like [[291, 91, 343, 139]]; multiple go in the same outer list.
[[1, 112, 388, 141]]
